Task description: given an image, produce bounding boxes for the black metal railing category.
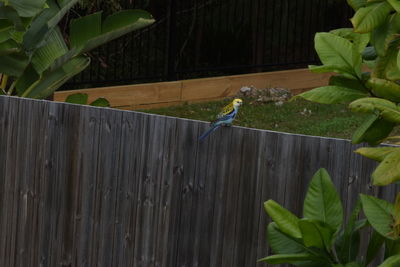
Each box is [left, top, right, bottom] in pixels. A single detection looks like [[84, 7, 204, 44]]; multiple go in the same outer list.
[[64, 0, 353, 89]]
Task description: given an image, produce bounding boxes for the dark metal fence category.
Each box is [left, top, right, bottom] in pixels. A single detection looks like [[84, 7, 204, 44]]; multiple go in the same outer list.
[[65, 0, 353, 89]]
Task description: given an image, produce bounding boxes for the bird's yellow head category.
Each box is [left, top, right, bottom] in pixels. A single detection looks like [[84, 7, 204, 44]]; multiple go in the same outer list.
[[232, 98, 243, 108]]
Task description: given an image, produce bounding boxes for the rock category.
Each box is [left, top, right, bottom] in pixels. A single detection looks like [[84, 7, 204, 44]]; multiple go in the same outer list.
[[235, 86, 293, 104], [240, 86, 252, 93]]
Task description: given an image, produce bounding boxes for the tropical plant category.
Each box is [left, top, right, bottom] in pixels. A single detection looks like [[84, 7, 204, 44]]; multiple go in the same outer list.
[[262, 0, 400, 265], [294, 0, 400, 187], [260, 169, 400, 266], [0, 0, 154, 103]]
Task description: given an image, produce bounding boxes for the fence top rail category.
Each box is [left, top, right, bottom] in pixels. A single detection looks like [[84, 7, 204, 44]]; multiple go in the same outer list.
[[1, 95, 357, 143]]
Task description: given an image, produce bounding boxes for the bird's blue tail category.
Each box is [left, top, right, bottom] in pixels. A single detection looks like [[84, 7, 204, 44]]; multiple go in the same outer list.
[[198, 125, 220, 141]]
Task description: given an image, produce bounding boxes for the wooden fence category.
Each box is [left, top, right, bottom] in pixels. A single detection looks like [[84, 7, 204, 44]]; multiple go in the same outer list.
[[55, 69, 332, 110], [0, 96, 398, 267]]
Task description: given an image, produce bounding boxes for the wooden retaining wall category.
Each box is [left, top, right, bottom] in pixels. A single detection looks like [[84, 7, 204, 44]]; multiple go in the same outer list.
[[54, 68, 331, 110], [0, 96, 398, 267]]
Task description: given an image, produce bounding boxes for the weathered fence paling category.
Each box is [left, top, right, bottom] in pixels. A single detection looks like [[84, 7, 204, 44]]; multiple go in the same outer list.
[[0, 96, 398, 266]]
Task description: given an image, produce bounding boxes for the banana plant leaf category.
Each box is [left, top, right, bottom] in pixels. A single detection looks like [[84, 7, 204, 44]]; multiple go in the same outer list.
[[21, 56, 90, 99], [6, 0, 47, 18], [0, 5, 24, 31], [31, 27, 68, 74], [69, 9, 155, 55], [0, 53, 29, 76], [23, 0, 78, 51], [0, 39, 19, 55]]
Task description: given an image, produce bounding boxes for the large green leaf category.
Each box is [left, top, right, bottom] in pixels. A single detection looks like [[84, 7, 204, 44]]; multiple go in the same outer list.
[[48, 48, 77, 71], [21, 56, 90, 98], [360, 194, 395, 239], [351, 2, 393, 33], [296, 86, 368, 104], [0, 5, 23, 31], [355, 147, 399, 162], [351, 113, 395, 145], [264, 200, 302, 239], [7, 0, 47, 17], [299, 219, 335, 251], [314, 32, 361, 78], [31, 27, 68, 74], [371, 14, 400, 57], [330, 28, 369, 68], [372, 150, 400, 185], [69, 12, 102, 48], [347, 0, 366, 11], [377, 254, 400, 266], [22, 1, 59, 51], [373, 42, 400, 80], [349, 97, 400, 123], [23, 0, 78, 51], [303, 168, 343, 232], [329, 28, 370, 54], [70, 9, 155, 54], [15, 65, 40, 95], [367, 77, 400, 102], [0, 53, 29, 76], [267, 222, 306, 254]]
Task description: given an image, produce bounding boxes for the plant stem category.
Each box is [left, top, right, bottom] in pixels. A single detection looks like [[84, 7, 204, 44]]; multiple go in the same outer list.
[[20, 78, 42, 98], [0, 74, 8, 91], [7, 81, 16, 95]]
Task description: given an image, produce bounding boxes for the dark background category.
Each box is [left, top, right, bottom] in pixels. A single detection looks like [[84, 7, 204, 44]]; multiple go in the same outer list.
[[63, 0, 353, 90]]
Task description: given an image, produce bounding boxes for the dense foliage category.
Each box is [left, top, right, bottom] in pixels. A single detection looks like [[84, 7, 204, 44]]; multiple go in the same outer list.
[[0, 0, 154, 101], [262, 0, 400, 265]]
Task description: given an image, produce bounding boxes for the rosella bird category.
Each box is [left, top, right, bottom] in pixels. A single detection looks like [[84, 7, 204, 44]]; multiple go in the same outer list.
[[198, 98, 243, 141]]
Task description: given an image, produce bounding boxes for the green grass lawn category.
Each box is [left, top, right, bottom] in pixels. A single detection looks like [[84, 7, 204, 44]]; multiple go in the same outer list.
[[141, 97, 368, 139]]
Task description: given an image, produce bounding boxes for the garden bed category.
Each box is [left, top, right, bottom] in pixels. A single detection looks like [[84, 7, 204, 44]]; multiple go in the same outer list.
[[54, 68, 331, 110]]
